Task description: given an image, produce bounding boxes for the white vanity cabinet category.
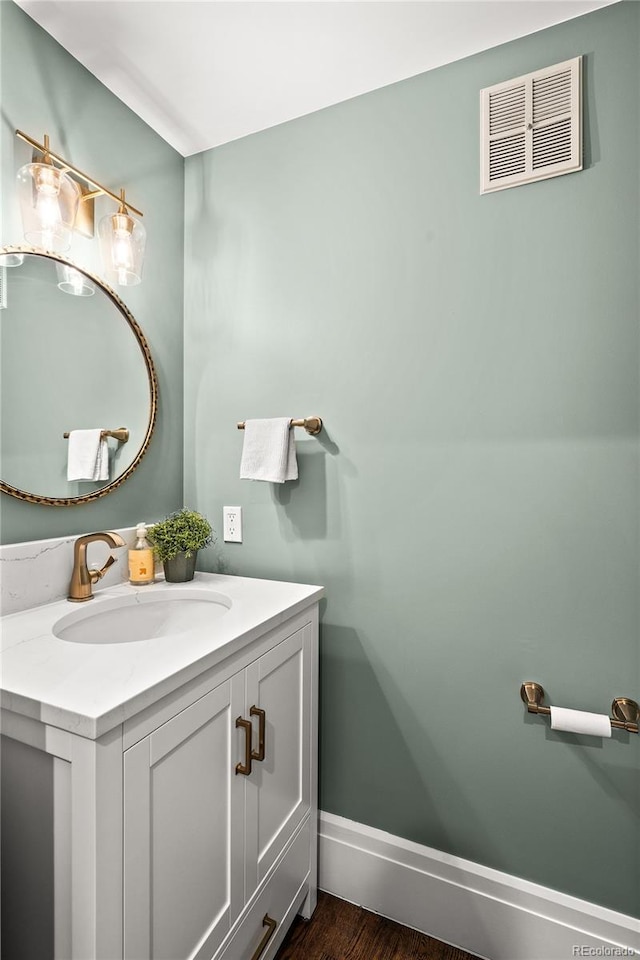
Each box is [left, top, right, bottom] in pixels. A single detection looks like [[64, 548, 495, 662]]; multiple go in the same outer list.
[[123, 617, 314, 960], [0, 575, 321, 960], [123, 675, 245, 959]]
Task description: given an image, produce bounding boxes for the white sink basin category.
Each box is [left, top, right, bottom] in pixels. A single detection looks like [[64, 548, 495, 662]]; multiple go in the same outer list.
[[53, 588, 232, 644]]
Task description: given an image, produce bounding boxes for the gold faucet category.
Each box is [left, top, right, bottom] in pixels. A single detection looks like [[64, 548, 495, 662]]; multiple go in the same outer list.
[[68, 531, 126, 602]]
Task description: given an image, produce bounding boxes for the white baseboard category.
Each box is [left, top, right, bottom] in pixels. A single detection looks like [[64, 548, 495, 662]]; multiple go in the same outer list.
[[318, 812, 640, 960]]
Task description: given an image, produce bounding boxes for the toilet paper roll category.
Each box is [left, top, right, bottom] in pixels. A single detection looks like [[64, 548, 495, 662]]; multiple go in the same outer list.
[[549, 706, 611, 738]]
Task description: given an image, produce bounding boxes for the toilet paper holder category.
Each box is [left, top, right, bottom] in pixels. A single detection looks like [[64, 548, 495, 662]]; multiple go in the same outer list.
[[520, 682, 639, 734]]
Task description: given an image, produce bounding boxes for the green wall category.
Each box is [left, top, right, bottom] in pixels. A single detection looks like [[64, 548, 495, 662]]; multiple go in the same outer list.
[[1, 0, 637, 922], [0, 1, 184, 542], [184, 2, 639, 917]]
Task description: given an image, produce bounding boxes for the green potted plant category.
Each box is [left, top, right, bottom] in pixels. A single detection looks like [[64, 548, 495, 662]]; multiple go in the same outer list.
[[148, 508, 214, 583]]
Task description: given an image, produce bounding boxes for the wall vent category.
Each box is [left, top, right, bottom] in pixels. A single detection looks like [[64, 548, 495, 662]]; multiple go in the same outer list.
[[480, 56, 582, 194]]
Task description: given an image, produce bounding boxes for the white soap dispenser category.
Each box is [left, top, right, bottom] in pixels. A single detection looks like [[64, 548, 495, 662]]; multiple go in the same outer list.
[[128, 522, 154, 585]]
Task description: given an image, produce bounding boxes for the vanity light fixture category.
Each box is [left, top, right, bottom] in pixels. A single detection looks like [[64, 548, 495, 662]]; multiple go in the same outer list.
[[15, 130, 145, 286]]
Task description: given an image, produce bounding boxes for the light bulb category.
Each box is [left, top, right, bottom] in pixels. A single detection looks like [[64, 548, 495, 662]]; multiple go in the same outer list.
[[112, 221, 133, 266], [36, 187, 61, 251], [35, 165, 61, 198], [36, 191, 62, 228]]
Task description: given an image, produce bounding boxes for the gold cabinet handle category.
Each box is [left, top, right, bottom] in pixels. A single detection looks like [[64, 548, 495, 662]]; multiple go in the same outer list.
[[250, 706, 266, 762], [235, 716, 252, 776], [250, 913, 278, 960]]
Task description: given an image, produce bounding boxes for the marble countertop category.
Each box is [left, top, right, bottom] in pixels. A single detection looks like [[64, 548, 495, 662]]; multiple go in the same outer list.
[[0, 573, 323, 740]]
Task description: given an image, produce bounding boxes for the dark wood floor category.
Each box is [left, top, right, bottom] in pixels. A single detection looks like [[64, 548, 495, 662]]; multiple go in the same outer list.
[[275, 892, 482, 960]]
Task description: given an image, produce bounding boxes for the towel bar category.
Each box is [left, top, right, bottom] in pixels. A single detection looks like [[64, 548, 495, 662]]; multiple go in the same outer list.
[[237, 417, 322, 436], [63, 428, 129, 443], [520, 682, 639, 734]]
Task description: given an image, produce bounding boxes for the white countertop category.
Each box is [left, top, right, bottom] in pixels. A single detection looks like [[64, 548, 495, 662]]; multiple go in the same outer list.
[[0, 573, 323, 740]]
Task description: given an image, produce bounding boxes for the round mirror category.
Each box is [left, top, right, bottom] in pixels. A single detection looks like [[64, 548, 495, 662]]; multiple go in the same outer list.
[[0, 246, 158, 505]]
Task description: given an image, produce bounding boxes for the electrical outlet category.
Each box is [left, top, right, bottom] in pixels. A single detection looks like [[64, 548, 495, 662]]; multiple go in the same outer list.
[[223, 506, 242, 543]]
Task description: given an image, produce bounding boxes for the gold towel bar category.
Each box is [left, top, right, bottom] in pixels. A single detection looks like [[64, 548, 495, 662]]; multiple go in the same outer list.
[[63, 428, 129, 443], [520, 682, 639, 734], [237, 417, 322, 436]]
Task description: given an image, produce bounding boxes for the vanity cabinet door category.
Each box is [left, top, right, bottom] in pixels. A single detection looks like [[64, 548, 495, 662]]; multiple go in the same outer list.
[[123, 673, 245, 960], [244, 622, 312, 896]]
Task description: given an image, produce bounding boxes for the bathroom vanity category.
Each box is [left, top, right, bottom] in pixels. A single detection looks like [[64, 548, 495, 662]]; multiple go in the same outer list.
[[1, 573, 322, 960]]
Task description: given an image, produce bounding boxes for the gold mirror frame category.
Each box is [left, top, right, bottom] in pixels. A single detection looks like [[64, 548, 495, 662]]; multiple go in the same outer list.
[[0, 245, 158, 506]]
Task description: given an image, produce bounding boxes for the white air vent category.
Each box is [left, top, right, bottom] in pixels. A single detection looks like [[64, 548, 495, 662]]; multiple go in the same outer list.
[[480, 56, 582, 194]]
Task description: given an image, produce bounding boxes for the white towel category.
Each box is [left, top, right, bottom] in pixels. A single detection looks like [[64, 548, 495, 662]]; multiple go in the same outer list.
[[67, 429, 110, 482], [240, 418, 298, 483]]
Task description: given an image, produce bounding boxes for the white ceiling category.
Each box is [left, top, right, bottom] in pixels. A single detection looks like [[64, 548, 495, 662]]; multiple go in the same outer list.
[[16, 0, 616, 157]]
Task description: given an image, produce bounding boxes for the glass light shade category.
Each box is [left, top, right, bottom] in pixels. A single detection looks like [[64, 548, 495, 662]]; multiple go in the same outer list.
[[55, 263, 95, 297], [0, 253, 25, 267], [98, 209, 146, 286], [16, 162, 81, 252]]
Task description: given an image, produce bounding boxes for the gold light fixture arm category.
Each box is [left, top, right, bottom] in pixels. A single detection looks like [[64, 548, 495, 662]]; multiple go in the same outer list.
[[15, 130, 143, 218]]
